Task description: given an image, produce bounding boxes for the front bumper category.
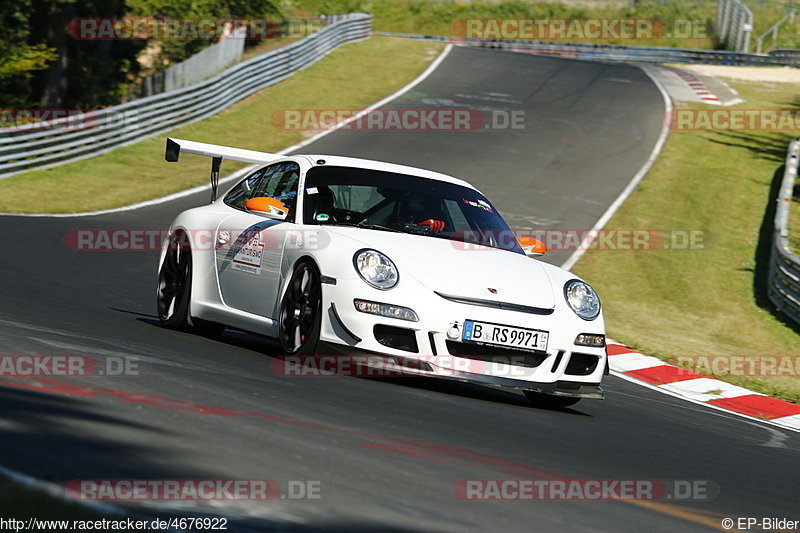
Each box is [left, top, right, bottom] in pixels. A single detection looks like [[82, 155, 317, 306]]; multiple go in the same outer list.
[[318, 276, 607, 397], [317, 342, 603, 398]]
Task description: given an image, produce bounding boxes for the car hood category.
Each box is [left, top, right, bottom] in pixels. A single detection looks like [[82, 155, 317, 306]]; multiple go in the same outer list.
[[324, 227, 557, 309]]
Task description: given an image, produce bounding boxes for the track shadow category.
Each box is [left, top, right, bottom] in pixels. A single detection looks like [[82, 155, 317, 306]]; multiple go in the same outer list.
[[705, 130, 793, 163], [0, 386, 435, 532], [110, 307, 158, 319], [701, 128, 800, 333], [363, 375, 594, 416], [0, 386, 190, 481]]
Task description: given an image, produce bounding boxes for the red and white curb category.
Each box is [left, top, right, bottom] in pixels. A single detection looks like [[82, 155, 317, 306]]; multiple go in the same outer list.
[[607, 341, 800, 432], [664, 66, 721, 104]]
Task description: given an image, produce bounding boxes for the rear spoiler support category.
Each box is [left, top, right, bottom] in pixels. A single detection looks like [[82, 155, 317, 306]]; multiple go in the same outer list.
[[210, 156, 222, 202], [165, 137, 281, 203]]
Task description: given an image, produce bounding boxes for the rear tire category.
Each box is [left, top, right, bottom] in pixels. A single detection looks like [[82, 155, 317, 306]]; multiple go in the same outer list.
[[157, 231, 224, 337], [524, 391, 581, 408], [278, 261, 322, 355]]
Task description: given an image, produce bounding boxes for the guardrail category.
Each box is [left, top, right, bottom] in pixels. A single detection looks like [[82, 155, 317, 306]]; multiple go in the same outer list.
[[769, 48, 800, 60], [0, 13, 371, 180], [373, 32, 800, 66], [768, 138, 800, 325]]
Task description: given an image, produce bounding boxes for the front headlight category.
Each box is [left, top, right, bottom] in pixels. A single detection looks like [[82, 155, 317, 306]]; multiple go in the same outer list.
[[564, 279, 601, 320], [354, 249, 398, 290]]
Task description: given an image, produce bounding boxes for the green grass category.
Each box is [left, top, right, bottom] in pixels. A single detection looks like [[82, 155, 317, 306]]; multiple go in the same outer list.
[[747, 0, 800, 51], [573, 79, 800, 404], [295, 0, 800, 51], [0, 36, 443, 213], [294, 0, 719, 48]]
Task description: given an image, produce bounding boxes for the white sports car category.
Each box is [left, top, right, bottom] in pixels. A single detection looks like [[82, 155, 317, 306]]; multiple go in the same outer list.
[[158, 138, 607, 407]]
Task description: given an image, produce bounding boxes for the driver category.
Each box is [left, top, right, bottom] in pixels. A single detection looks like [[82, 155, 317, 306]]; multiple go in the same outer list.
[[400, 193, 446, 234]]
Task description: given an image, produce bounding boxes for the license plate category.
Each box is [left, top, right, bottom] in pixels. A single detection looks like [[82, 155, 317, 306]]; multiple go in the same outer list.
[[462, 320, 548, 352]]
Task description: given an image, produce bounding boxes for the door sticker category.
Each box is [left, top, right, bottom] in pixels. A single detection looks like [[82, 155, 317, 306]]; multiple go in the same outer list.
[[232, 229, 265, 275]]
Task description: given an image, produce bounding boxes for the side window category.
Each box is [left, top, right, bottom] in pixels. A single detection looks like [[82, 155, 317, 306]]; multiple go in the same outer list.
[[223, 167, 267, 210], [224, 162, 301, 221], [251, 163, 300, 216]]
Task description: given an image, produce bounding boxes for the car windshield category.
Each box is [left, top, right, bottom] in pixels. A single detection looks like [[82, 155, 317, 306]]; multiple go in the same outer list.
[[303, 166, 523, 254]]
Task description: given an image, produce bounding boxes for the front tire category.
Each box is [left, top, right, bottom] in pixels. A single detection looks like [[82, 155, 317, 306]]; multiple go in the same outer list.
[[524, 391, 581, 408], [278, 261, 322, 355], [157, 231, 224, 337]]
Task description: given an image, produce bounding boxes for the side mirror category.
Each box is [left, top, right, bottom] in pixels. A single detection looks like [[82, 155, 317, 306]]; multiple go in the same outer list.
[[518, 236, 547, 257], [245, 197, 288, 221]]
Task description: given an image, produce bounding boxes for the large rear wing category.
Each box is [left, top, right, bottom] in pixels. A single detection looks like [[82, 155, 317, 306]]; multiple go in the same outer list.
[[164, 137, 282, 202]]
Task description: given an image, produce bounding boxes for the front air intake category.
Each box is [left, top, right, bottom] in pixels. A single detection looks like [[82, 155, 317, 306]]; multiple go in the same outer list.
[[565, 353, 600, 376], [374, 325, 419, 353], [445, 341, 547, 368]]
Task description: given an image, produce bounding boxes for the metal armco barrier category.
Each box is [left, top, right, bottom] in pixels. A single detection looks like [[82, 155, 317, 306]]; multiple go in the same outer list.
[[769, 138, 800, 325], [373, 31, 800, 66], [0, 13, 371, 180]]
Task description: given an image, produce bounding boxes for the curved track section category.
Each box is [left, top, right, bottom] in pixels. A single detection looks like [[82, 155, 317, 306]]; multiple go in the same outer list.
[[0, 47, 797, 532], [298, 47, 666, 266]]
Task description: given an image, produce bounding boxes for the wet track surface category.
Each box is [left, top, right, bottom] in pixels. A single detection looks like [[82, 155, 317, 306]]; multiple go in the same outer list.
[[1, 47, 798, 532]]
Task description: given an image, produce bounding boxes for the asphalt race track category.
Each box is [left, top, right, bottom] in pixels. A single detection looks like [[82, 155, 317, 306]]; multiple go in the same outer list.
[[1, 47, 798, 532]]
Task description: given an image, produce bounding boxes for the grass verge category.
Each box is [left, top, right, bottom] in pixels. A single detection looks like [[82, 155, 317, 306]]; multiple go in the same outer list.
[[0, 36, 443, 214], [573, 79, 800, 404], [295, 0, 718, 48], [294, 0, 800, 50]]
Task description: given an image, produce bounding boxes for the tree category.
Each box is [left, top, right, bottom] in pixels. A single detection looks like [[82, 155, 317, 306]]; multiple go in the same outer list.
[[0, 2, 57, 108], [30, 0, 147, 108], [0, 0, 280, 110]]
